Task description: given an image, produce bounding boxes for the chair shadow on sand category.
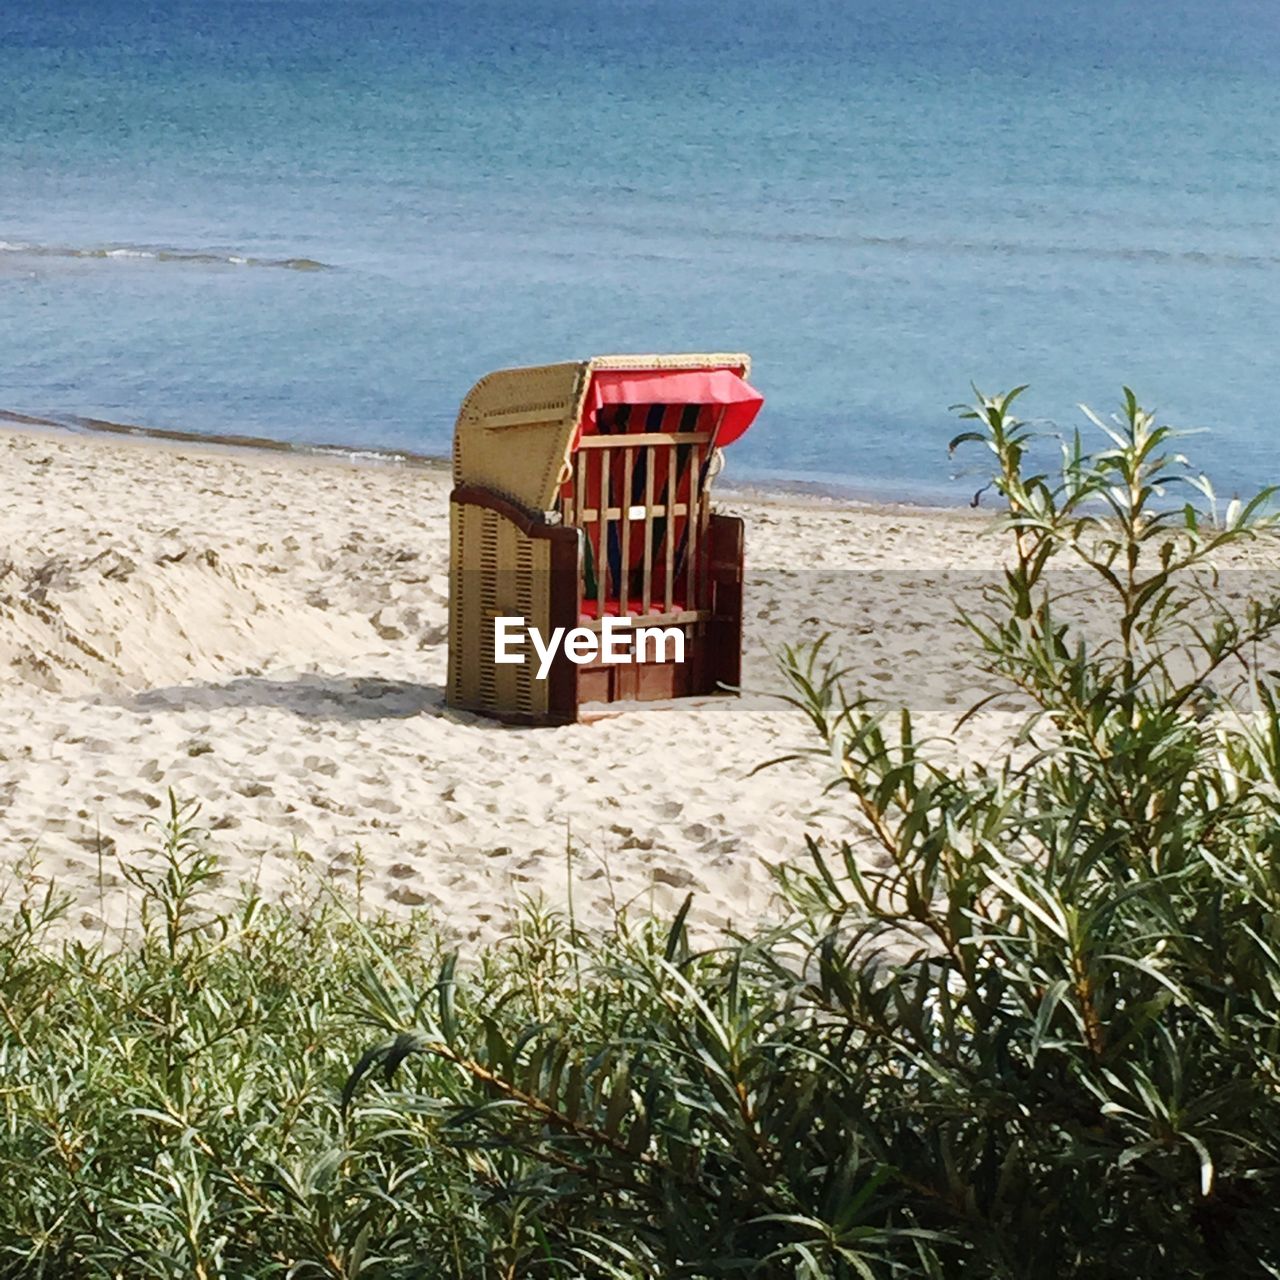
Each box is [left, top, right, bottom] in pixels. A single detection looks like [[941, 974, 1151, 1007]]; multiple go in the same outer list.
[[129, 675, 451, 723]]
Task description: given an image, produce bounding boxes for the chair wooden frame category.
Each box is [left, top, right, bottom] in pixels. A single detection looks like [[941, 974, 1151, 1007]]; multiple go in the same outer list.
[[447, 354, 754, 725]]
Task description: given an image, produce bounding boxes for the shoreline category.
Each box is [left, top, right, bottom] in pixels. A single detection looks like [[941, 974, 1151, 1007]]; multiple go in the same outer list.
[[0, 407, 983, 516]]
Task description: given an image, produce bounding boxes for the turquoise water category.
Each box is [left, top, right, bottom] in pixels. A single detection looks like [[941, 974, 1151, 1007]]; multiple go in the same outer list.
[[3, 0, 1279, 502]]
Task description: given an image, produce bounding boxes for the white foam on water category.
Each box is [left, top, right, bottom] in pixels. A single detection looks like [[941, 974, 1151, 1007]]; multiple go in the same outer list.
[[0, 239, 330, 270]]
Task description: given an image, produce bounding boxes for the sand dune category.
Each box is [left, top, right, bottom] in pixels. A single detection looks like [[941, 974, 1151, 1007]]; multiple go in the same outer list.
[[2, 424, 1023, 946]]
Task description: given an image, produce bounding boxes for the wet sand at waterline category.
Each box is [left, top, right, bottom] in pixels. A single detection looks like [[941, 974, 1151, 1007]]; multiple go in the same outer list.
[[0, 422, 1057, 945]]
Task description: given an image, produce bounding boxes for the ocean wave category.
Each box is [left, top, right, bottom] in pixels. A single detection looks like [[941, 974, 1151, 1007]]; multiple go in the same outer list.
[[550, 213, 1280, 273], [814, 231, 1280, 271], [0, 240, 331, 271]]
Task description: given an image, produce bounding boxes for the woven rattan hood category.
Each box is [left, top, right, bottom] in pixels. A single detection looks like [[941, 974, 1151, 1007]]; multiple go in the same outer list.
[[451, 353, 751, 513]]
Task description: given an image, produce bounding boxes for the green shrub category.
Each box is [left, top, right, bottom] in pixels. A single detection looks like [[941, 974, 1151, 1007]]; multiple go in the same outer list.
[[0, 800, 490, 1279], [4, 389, 1280, 1277], [346, 390, 1280, 1277]]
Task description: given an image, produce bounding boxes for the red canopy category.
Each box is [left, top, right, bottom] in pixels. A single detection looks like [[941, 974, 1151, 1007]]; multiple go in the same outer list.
[[579, 368, 763, 448]]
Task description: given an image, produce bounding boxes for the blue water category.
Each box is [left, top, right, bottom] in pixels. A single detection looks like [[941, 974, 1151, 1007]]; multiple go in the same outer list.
[[3, 0, 1279, 502]]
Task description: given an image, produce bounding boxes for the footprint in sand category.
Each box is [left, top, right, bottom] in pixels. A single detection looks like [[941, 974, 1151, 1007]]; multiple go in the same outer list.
[[652, 866, 705, 891], [119, 789, 161, 810], [387, 884, 428, 906]]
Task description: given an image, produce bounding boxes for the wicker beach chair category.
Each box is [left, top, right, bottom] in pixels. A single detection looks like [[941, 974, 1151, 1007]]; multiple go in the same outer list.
[[448, 354, 763, 725]]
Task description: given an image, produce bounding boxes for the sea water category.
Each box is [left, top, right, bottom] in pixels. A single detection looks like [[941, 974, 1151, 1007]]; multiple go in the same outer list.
[[2, 0, 1278, 503]]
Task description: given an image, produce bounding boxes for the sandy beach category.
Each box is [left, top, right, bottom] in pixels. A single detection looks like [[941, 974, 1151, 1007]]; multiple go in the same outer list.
[[1, 421, 1029, 946]]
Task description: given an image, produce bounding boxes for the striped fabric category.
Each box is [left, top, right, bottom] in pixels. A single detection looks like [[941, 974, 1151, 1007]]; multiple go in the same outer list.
[[570, 400, 721, 618]]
